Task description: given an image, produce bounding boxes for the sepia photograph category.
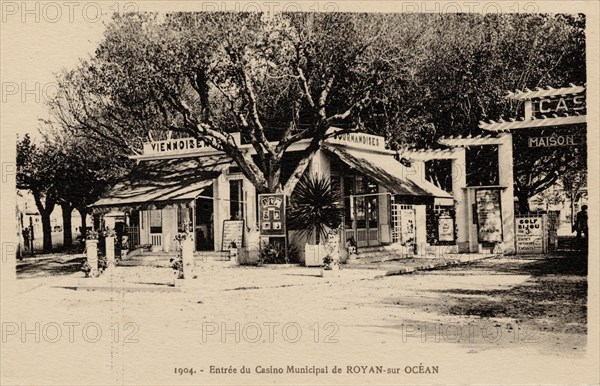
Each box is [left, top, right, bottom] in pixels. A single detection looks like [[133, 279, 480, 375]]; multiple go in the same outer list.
[[1, 1, 598, 385]]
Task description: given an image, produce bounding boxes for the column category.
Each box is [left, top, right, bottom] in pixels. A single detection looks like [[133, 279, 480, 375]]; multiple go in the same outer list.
[[307, 149, 331, 180], [415, 205, 427, 255], [498, 133, 515, 254], [451, 149, 470, 252], [213, 175, 230, 251]]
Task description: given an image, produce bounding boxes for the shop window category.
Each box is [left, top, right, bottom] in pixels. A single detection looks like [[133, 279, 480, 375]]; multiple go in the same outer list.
[[229, 179, 244, 220], [342, 175, 378, 229], [149, 210, 162, 234]]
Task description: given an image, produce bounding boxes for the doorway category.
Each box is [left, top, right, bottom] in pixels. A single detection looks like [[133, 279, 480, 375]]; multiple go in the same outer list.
[[195, 185, 214, 251], [343, 175, 380, 247]]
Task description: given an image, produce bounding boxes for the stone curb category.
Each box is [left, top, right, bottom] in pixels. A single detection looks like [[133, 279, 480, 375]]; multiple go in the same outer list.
[[382, 254, 500, 277], [70, 284, 181, 292]]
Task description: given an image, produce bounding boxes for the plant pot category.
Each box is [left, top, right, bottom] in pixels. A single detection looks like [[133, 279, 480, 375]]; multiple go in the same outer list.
[[305, 243, 329, 267]]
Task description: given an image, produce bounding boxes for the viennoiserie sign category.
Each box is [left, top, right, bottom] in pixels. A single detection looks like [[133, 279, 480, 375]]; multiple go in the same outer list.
[[143, 133, 241, 155]]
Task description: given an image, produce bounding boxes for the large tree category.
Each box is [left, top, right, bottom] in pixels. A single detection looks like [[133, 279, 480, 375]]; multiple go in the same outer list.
[[49, 12, 437, 195], [49, 12, 586, 203], [16, 135, 60, 252], [48, 130, 132, 245], [414, 13, 586, 194]]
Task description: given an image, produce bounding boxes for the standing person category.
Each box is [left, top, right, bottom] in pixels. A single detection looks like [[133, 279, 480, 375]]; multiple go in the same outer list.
[[22, 227, 30, 253], [574, 205, 588, 250]]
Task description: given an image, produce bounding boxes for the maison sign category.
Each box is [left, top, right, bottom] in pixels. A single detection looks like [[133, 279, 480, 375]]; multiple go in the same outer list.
[[528, 134, 584, 148]]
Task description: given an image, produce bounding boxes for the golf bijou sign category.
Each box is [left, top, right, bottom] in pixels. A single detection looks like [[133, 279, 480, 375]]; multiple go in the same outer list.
[[515, 216, 546, 254]]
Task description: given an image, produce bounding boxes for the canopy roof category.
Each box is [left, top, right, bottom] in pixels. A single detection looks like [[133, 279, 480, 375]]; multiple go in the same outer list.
[[92, 154, 231, 212], [506, 84, 585, 101], [323, 144, 453, 199], [479, 114, 586, 132]]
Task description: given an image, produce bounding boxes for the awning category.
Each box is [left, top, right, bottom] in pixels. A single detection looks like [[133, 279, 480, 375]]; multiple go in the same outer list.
[[92, 154, 232, 212], [323, 144, 453, 200]]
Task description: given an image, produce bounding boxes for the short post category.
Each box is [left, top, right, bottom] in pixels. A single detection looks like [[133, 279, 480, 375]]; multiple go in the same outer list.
[[105, 235, 115, 269], [181, 233, 194, 279], [85, 238, 99, 277]]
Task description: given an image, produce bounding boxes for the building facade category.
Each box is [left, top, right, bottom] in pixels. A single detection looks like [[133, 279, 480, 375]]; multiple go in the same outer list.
[[93, 130, 462, 263]]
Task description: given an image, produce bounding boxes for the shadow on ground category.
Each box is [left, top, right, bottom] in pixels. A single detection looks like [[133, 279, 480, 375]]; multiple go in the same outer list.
[[389, 253, 587, 335], [17, 255, 85, 278]]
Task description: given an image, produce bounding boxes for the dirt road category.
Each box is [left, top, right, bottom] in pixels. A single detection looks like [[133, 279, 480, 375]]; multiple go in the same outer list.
[[4, 252, 590, 384]]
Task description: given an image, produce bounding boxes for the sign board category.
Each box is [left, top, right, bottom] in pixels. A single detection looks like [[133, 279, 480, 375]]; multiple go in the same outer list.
[[475, 189, 503, 243], [528, 134, 584, 148], [143, 133, 241, 156], [515, 216, 546, 254], [258, 193, 286, 237], [531, 93, 585, 119], [438, 215, 454, 242], [326, 128, 386, 150], [221, 220, 244, 250], [399, 209, 416, 244]]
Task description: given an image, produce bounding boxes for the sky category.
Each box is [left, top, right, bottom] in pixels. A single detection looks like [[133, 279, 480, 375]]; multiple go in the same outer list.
[[0, 0, 593, 143], [1, 4, 108, 140]]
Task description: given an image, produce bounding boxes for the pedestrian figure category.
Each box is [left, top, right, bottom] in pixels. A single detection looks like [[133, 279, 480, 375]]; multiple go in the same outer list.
[[22, 227, 30, 252], [574, 204, 588, 251]]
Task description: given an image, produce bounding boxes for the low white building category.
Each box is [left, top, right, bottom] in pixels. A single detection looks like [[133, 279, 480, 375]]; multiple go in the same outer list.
[[92, 130, 458, 263]]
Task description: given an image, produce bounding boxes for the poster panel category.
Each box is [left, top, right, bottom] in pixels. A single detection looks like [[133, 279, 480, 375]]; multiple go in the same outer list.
[[258, 193, 286, 237], [475, 189, 503, 243]]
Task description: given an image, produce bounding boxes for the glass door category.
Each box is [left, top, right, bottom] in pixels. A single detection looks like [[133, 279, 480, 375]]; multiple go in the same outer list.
[[346, 176, 380, 248]]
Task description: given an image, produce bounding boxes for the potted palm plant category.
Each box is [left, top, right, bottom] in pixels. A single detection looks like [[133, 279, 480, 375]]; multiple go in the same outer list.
[[287, 175, 343, 269]]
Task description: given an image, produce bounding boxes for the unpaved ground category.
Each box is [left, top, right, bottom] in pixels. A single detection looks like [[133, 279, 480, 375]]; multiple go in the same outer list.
[[3, 252, 591, 385]]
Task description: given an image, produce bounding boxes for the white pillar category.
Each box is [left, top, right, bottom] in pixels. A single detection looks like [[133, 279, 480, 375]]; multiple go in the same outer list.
[[105, 236, 115, 269], [308, 149, 331, 180], [213, 175, 230, 251], [85, 239, 98, 277], [415, 205, 427, 255], [498, 133, 515, 254], [182, 236, 194, 279], [451, 149, 469, 252]]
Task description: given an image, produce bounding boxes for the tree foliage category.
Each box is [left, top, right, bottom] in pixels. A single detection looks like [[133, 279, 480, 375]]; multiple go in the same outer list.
[[48, 12, 586, 202], [17, 135, 60, 251]]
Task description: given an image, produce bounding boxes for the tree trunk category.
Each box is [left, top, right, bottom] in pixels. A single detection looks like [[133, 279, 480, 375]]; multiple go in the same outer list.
[[517, 192, 530, 214], [62, 204, 73, 248], [78, 208, 88, 240], [32, 191, 55, 253], [41, 211, 53, 252]]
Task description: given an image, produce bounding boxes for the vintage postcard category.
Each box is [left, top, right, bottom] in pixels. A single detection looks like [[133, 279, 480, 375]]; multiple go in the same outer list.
[[1, 1, 598, 385]]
